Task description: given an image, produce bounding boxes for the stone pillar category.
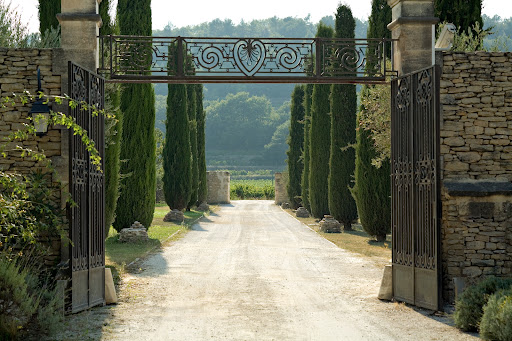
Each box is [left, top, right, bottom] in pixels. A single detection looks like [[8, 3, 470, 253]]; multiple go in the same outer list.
[[206, 171, 231, 204], [53, 0, 102, 183], [56, 0, 102, 72], [274, 173, 289, 205], [387, 0, 438, 75], [53, 0, 102, 265]]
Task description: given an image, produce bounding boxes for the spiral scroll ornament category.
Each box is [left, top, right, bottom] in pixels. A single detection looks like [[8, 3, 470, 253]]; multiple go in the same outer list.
[[119, 41, 154, 72], [275, 46, 303, 71], [195, 45, 224, 71], [335, 46, 365, 72]]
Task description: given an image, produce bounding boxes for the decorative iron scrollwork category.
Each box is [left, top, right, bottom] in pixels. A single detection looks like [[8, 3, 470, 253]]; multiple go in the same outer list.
[[69, 62, 106, 312], [417, 69, 433, 104], [99, 35, 397, 83], [391, 66, 440, 308]]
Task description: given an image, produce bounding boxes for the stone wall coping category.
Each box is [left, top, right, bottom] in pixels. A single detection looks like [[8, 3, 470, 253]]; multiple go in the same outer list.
[[387, 16, 439, 30], [56, 13, 102, 24], [444, 180, 512, 197]]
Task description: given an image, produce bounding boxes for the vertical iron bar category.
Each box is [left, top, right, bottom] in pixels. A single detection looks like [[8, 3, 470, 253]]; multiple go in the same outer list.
[[411, 72, 416, 305], [391, 39, 395, 78], [67, 61, 73, 302], [177, 36, 184, 77], [434, 65, 442, 309], [110, 35, 113, 78], [315, 39, 321, 79], [86, 69, 91, 309]]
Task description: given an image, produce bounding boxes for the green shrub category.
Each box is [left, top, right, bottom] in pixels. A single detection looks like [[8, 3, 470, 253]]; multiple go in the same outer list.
[[0, 170, 65, 254], [480, 288, 512, 341], [0, 256, 62, 340], [454, 276, 512, 332]]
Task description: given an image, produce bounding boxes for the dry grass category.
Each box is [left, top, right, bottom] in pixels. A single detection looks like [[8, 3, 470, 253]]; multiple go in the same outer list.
[[284, 208, 391, 266], [105, 207, 206, 284]]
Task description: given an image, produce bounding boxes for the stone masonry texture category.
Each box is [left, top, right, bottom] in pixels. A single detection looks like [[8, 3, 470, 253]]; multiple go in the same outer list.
[[274, 172, 289, 205], [0, 48, 62, 267], [207, 171, 230, 204], [440, 51, 512, 302]]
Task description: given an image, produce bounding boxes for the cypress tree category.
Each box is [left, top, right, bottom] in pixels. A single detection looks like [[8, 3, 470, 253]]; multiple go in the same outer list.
[[114, 0, 156, 230], [352, 107, 391, 241], [435, 0, 483, 34], [366, 0, 392, 76], [196, 84, 208, 204], [328, 5, 358, 229], [100, 0, 122, 235], [163, 83, 192, 210], [309, 23, 334, 219], [301, 84, 313, 212], [352, 0, 392, 241], [187, 84, 198, 209], [286, 85, 305, 209], [38, 0, 60, 35]]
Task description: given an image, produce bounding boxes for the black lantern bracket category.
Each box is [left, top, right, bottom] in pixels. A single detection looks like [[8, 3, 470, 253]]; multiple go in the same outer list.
[[29, 68, 51, 136]]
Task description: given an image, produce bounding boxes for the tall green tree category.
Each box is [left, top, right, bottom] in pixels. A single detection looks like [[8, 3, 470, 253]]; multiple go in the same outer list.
[[435, 0, 483, 34], [38, 0, 60, 35], [100, 0, 122, 234], [309, 23, 334, 219], [328, 5, 358, 229], [187, 84, 198, 209], [352, 107, 391, 241], [196, 84, 208, 204], [366, 0, 392, 76], [114, 0, 156, 230], [286, 85, 305, 209], [301, 84, 313, 211], [163, 83, 192, 210], [352, 0, 392, 241]]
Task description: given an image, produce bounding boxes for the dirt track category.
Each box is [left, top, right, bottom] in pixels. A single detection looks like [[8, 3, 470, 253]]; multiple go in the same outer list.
[[67, 200, 478, 340]]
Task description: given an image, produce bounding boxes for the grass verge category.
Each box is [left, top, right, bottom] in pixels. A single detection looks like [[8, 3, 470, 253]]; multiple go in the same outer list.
[[284, 208, 391, 266], [105, 206, 205, 285]]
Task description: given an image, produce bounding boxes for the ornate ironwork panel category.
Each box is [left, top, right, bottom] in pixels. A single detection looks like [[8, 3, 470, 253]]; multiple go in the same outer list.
[[391, 65, 441, 311], [69, 61, 105, 314], [99, 35, 396, 84]]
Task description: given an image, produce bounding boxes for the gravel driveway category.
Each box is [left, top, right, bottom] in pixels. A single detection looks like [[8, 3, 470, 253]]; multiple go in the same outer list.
[[92, 200, 478, 340]]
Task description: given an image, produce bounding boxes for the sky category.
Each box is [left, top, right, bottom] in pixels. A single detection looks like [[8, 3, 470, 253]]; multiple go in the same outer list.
[[12, 0, 512, 34]]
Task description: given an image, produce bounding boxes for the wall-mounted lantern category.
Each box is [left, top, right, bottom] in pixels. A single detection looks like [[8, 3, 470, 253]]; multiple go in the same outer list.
[[29, 68, 50, 136]]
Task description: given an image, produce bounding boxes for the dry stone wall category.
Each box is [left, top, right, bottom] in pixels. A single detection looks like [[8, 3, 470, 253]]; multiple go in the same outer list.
[[207, 171, 230, 204], [0, 48, 62, 267], [439, 51, 512, 302], [440, 51, 512, 181]]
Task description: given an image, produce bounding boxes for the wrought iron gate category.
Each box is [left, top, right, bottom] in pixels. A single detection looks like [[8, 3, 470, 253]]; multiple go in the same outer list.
[[68, 61, 106, 313], [391, 65, 441, 311]]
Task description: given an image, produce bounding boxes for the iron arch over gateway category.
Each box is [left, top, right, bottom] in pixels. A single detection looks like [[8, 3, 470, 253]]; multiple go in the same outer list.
[[97, 35, 397, 84]]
